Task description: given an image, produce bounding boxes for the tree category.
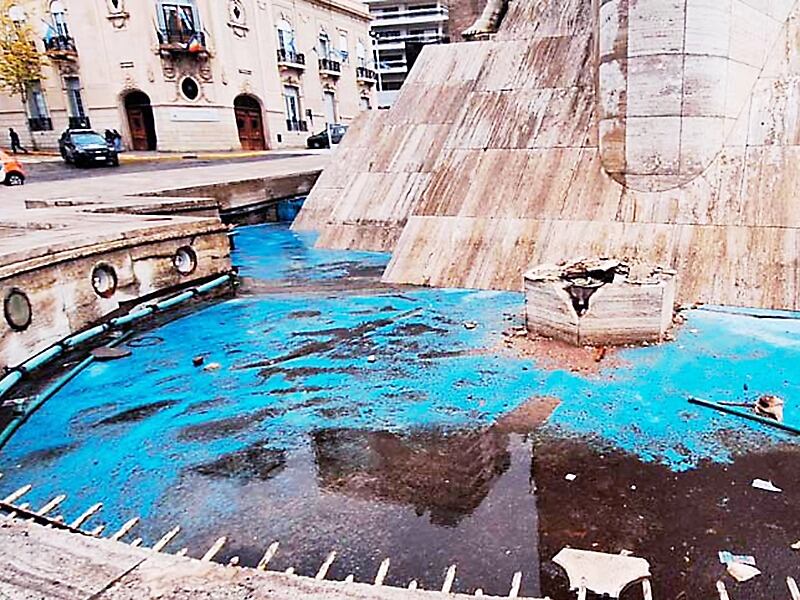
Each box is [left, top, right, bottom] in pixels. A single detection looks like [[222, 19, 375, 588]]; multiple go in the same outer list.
[[0, 1, 46, 149]]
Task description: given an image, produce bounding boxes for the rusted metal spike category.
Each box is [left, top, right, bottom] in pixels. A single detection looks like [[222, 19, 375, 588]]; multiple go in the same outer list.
[[110, 517, 139, 542], [36, 494, 66, 516], [70, 503, 102, 528], [201, 536, 226, 562], [315, 551, 336, 580], [152, 526, 180, 552], [509, 571, 522, 598], [374, 558, 390, 586], [3, 484, 32, 504], [442, 565, 456, 594], [256, 542, 279, 571]]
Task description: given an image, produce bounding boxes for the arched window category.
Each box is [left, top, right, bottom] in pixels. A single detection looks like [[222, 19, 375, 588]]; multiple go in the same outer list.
[[8, 4, 26, 24], [318, 29, 330, 59], [276, 18, 295, 52], [50, 1, 69, 36], [356, 40, 367, 68]]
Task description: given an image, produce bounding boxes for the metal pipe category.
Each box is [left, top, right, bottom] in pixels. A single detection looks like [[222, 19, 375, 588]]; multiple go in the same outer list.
[[0, 272, 233, 402], [64, 324, 109, 348], [154, 291, 195, 312], [0, 333, 133, 451], [689, 397, 800, 436]]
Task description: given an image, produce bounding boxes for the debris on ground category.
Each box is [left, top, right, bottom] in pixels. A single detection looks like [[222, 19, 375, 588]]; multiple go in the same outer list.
[[755, 394, 784, 422], [718, 551, 756, 566], [790, 541, 800, 551], [90, 347, 132, 361], [203, 362, 221, 372], [464, 321, 477, 330], [593, 346, 607, 362], [565, 473, 577, 482], [553, 548, 651, 598], [751, 478, 782, 493], [193, 356, 205, 367], [367, 355, 377, 363], [727, 561, 761, 582]]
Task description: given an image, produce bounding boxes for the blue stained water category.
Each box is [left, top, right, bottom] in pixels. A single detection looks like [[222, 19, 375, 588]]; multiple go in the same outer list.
[[0, 223, 797, 593]]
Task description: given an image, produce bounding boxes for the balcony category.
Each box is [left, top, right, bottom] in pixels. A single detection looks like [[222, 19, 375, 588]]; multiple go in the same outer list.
[[44, 35, 78, 61], [286, 119, 308, 132], [277, 48, 306, 70], [28, 117, 53, 132], [318, 57, 341, 77], [356, 66, 377, 83], [157, 29, 208, 57], [68, 116, 91, 129]]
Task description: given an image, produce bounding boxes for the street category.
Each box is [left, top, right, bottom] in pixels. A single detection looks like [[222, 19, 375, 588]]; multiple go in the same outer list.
[[21, 152, 314, 183]]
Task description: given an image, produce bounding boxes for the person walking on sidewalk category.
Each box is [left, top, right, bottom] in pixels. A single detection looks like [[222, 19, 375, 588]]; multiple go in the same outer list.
[[9, 128, 28, 154]]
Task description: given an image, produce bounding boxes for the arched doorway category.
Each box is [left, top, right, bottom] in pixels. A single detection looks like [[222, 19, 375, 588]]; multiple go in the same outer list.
[[124, 91, 157, 151], [234, 95, 266, 151]]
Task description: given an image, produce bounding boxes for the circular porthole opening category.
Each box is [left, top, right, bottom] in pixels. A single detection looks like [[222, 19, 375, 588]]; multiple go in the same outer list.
[[173, 246, 197, 276], [181, 77, 200, 101], [4, 289, 32, 331], [92, 264, 118, 298]]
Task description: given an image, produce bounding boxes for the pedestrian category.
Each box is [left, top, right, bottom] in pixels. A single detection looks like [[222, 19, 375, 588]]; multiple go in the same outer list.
[[9, 128, 28, 154], [104, 129, 114, 145], [112, 129, 124, 152]]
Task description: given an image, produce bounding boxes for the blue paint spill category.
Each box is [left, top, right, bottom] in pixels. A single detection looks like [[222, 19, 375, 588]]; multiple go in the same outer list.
[[0, 222, 796, 544]]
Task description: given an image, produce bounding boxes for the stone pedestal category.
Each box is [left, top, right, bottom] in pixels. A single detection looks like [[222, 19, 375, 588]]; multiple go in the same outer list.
[[524, 259, 677, 346]]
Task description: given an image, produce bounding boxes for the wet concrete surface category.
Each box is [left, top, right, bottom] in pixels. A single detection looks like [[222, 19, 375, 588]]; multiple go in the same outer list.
[[1, 224, 799, 598], [535, 436, 800, 599], [24, 153, 311, 183]]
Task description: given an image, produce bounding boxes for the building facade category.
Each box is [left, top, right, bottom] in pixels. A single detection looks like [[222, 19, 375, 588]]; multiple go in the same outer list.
[[0, 0, 376, 151], [365, 0, 447, 107]]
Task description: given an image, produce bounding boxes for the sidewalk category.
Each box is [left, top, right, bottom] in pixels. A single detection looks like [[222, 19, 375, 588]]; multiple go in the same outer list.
[[120, 148, 328, 163]]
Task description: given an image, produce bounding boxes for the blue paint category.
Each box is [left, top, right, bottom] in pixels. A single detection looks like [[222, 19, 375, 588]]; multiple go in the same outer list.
[[276, 197, 305, 222], [0, 223, 796, 540]]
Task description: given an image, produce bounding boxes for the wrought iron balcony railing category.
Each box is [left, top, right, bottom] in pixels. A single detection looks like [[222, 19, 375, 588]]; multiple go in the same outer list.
[[68, 116, 91, 129], [157, 29, 207, 53], [356, 66, 376, 81], [277, 48, 306, 67], [318, 57, 341, 74], [28, 117, 53, 132], [44, 35, 78, 59], [286, 119, 308, 132]]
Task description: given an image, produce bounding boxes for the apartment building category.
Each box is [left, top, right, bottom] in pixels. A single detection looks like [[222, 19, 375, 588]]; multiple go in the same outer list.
[[364, 0, 448, 107], [0, 0, 376, 152]]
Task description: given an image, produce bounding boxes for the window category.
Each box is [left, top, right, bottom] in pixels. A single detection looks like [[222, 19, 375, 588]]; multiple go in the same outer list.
[[283, 85, 301, 123], [50, 1, 69, 36], [181, 76, 199, 100], [65, 77, 85, 117], [276, 19, 295, 52], [323, 91, 336, 125], [318, 30, 330, 59], [338, 31, 348, 63], [158, 0, 199, 36], [27, 81, 48, 119], [356, 40, 367, 68], [8, 4, 25, 24]]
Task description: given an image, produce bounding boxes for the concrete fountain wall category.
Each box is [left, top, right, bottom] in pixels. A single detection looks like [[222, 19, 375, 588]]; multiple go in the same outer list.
[[0, 208, 231, 372], [296, 0, 800, 311]]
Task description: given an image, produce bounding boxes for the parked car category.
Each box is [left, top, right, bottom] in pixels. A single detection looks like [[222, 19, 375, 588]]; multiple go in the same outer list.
[[306, 124, 348, 149], [0, 150, 25, 186], [59, 129, 119, 167]]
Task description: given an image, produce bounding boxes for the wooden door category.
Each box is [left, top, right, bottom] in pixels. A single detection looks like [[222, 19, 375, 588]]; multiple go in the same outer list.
[[235, 107, 265, 151], [127, 107, 149, 151]]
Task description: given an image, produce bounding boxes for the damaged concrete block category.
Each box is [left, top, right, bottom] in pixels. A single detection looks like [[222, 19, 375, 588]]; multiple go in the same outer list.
[[523, 259, 677, 346]]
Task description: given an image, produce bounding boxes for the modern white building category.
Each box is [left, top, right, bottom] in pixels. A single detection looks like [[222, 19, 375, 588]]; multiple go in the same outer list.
[[364, 0, 448, 107]]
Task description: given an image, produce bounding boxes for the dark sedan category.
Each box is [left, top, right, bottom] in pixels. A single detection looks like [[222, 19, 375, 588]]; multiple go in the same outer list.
[[59, 130, 119, 167], [306, 124, 348, 149]]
